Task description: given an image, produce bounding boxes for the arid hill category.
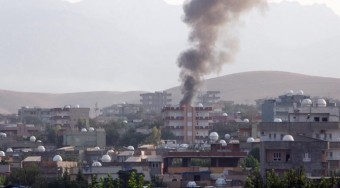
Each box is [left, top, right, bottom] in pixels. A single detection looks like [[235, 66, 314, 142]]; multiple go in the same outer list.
[[1, 71, 340, 114]]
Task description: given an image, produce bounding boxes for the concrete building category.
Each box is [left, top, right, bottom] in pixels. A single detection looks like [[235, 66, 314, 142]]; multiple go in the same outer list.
[[260, 135, 328, 177], [162, 105, 213, 144], [0, 123, 40, 137], [261, 90, 310, 122], [18, 107, 50, 125], [258, 122, 340, 176], [50, 106, 90, 130], [21, 155, 77, 179], [63, 128, 106, 148], [196, 91, 221, 106], [261, 90, 339, 122], [18, 106, 90, 130], [162, 142, 247, 187], [288, 98, 339, 122], [100, 103, 141, 118], [140, 91, 172, 113]]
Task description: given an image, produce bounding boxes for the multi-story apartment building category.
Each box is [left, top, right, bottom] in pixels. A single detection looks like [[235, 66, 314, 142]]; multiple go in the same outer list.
[[18, 107, 51, 125], [100, 103, 141, 117], [258, 122, 340, 176], [140, 91, 172, 113], [288, 98, 339, 122], [50, 106, 90, 130], [63, 128, 106, 148], [162, 105, 213, 144], [18, 106, 90, 129], [261, 90, 338, 122], [0, 123, 40, 137], [261, 90, 309, 122], [260, 135, 328, 177], [196, 91, 221, 106]]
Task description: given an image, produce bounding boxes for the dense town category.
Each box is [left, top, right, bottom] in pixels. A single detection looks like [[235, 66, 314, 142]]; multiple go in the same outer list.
[[0, 90, 339, 187]]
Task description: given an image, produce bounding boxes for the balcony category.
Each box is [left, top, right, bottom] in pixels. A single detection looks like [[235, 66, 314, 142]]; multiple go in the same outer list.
[[165, 126, 184, 130], [195, 136, 208, 139], [195, 126, 213, 130], [195, 107, 213, 111], [164, 116, 184, 120], [162, 107, 185, 112], [195, 117, 212, 120], [329, 142, 340, 149]]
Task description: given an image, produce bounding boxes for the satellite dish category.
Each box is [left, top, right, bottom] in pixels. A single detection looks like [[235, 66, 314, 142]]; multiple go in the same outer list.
[[30, 136, 36, 142], [209, 132, 219, 143], [53, 155, 63, 162], [224, 134, 231, 140]]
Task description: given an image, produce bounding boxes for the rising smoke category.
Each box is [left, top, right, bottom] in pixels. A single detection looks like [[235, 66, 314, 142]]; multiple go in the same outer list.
[[178, 0, 266, 106]]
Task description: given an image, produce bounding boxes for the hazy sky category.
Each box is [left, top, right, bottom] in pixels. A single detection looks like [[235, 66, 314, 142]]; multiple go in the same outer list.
[[162, 0, 340, 15], [1, 0, 340, 93]]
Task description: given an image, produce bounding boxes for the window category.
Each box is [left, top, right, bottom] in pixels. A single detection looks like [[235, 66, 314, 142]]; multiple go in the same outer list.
[[269, 134, 272, 139], [314, 117, 320, 122], [329, 152, 333, 158], [329, 134, 332, 140], [273, 152, 281, 161], [304, 153, 310, 159], [274, 133, 277, 139], [322, 117, 328, 122]]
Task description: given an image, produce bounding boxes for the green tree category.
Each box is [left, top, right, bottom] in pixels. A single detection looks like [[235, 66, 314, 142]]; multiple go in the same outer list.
[[144, 127, 161, 145], [76, 119, 87, 130], [116, 170, 149, 188], [265, 170, 283, 188], [0, 176, 5, 186], [5, 164, 42, 187], [89, 175, 99, 188], [75, 168, 88, 188], [161, 128, 176, 140], [241, 155, 259, 170], [46, 127, 57, 144], [106, 174, 115, 188], [103, 120, 123, 146], [119, 129, 145, 147], [249, 147, 260, 162], [244, 168, 263, 188]]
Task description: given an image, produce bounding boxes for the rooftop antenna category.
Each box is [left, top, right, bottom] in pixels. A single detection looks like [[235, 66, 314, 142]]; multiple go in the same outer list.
[[94, 102, 99, 118]]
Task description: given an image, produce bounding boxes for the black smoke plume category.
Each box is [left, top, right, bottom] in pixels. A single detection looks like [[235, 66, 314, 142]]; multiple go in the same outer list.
[[178, 0, 266, 106]]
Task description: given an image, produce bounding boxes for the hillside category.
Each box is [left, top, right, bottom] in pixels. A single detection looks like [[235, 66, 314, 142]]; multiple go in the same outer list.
[[168, 71, 340, 104], [0, 90, 145, 114], [1, 71, 340, 114]]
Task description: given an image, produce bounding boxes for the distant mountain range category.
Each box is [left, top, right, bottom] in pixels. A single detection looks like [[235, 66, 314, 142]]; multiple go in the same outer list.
[[1, 71, 340, 114]]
